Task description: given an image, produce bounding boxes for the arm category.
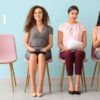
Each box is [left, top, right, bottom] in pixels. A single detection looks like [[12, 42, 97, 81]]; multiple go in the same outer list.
[[78, 31, 87, 51], [82, 31, 87, 49], [92, 28, 100, 48], [24, 32, 35, 52], [58, 31, 69, 51], [42, 34, 53, 52]]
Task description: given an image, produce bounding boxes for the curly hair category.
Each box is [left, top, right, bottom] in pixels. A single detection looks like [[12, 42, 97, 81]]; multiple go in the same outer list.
[[24, 5, 50, 32]]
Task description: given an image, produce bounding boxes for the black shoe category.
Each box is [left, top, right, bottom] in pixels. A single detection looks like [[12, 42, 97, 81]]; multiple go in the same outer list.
[[74, 91, 81, 95], [68, 91, 75, 95]]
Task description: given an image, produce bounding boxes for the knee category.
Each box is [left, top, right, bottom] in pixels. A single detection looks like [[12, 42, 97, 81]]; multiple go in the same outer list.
[[75, 50, 85, 58], [38, 53, 46, 59], [75, 50, 83, 55], [65, 50, 72, 57], [30, 53, 37, 59]]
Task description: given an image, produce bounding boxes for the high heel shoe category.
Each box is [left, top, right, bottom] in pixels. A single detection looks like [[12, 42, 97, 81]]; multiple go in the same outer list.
[[74, 91, 81, 95], [31, 93, 37, 97], [37, 92, 43, 97], [68, 91, 75, 95]]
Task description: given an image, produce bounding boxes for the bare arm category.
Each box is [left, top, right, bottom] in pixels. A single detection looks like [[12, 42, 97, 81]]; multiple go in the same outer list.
[[92, 28, 100, 48], [24, 32, 35, 52], [42, 34, 53, 52], [58, 31, 69, 51], [77, 31, 87, 51], [81, 31, 87, 49]]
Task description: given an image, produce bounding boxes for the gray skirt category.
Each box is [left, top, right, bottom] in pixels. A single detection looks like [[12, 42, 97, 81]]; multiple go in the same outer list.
[[25, 49, 52, 60], [94, 48, 100, 59]]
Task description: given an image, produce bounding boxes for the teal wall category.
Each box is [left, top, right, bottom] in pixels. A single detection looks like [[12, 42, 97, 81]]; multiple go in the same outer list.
[[0, 0, 100, 78]]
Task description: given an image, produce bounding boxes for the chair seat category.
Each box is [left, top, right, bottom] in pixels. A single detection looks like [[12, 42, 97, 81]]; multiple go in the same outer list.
[[0, 55, 16, 64], [91, 57, 100, 63], [0, 53, 17, 64]]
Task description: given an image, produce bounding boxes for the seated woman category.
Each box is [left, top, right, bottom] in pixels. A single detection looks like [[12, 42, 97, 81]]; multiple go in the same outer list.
[[58, 5, 87, 95], [92, 12, 100, 59], [24, 5, 53, 97]]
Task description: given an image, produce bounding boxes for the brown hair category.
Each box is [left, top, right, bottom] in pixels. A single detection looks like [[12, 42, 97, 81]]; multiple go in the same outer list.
[[24, 5, 50, 32]]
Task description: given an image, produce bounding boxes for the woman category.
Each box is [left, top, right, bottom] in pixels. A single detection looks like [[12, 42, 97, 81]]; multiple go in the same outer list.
[[58, 5, 87, 95], [92, 12, 100, 59], [24, 5, 53, 97]]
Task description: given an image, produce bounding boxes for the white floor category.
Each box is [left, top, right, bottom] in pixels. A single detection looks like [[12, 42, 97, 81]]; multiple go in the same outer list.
[[0, 78, 100, 100]]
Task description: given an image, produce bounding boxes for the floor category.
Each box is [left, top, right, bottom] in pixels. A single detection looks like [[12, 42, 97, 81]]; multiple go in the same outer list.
[[0, 78, 100, 100]]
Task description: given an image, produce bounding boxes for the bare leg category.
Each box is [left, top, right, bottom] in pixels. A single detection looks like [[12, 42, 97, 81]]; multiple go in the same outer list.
[[75, 75, 81, 92], [37, 53, 46, 96], [68, 76, 74, 91], [29, 54, 37, 96]]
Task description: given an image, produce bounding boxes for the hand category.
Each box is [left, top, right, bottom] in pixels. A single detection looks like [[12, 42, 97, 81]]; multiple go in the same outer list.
[[97, 34, 100, 41], [41, 48, 47, 53], [97, 38, 100, 43], [77, 47, 84, 51], [29, 48, 35, 52], [61, 47, 69, 52]]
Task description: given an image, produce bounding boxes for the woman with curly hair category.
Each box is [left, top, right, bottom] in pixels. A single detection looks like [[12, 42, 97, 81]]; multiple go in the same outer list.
[[24, 5, 53, 97]]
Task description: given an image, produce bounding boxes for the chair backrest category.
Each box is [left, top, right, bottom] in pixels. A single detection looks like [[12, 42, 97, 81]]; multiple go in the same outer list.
[[0, 34, 17, 63]]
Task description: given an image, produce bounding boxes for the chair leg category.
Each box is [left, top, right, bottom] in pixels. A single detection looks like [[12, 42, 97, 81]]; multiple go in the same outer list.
[[82, 66, 87, 92], [96, 63, 100, 91], [81, 72, 83, 91], [91, 62, 97, 86], [26, 68, 30, 87], [60, 64, 65, 92], [27, 74, 30, 87], [24, 67, 29, 92], [46, 63, 51, 93], [9, 63, 14, 92], [10, 63, 17, 86]]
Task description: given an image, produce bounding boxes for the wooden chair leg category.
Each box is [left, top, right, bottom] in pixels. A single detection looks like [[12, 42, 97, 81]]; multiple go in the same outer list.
[[46, 63, 51, 93], [26, 68, 30, 87], [60, 64, 65, 92], [10, 63, 17, 86], [96, 63, 100, 91], [9, 63, 14, 92], [82, 66, 87, 92], [81, 72, 83, 91], [24, 67, 29, 92], [91, 62, 97, 86]]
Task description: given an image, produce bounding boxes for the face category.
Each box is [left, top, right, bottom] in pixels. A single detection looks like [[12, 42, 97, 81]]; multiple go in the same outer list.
[[68, 10, 78, 22], [34, 8, 43, 21]]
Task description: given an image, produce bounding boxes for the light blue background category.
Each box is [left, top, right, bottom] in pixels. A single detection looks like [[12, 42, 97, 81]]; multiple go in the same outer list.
[[0, 0, 100, 78]]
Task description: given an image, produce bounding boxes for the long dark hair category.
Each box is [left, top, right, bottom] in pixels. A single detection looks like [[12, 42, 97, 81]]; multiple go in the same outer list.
[[96, 12, 100, 26], [24, 5, 50, 32]]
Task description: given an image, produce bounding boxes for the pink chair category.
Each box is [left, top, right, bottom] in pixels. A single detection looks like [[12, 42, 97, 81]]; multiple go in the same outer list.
[[24, 59, 52, 93], [0, 34, 17, 92], [91, 46, 100, 91], [59, 57, 87, 92]]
